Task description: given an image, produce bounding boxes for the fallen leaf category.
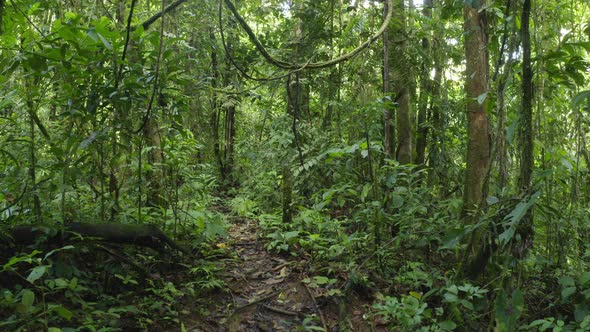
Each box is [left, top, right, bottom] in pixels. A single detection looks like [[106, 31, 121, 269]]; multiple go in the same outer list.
[[263, 278, 284, 285], [279, 267, 289, 277]]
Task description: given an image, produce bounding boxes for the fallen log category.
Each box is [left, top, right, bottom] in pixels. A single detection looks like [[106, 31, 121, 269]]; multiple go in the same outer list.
[[6, 222, 189, 255]]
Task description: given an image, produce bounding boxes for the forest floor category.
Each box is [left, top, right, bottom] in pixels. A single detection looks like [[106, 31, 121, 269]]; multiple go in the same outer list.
[[182, 207, 377, 332]]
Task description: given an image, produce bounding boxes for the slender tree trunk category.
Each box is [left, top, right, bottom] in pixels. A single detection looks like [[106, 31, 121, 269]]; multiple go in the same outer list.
[[461, 0, 492, 279], [383, 0, 394, 158], [495, 82, 508, 190], [281, 164, 293, 224], [26, 91, 42, 222], [323, 0, 337, 129], [389, 0, 412, 164], [515, 0, 534, 257], [415, 0, 433, 165], [209, 30, 225, 182], [519, 0, 533, 193], [427, 8, 446, 189], [493, 0, 516, 191], [223, 103, 236, 183], [109, 0, 129, 221], [144, 113, 164, 207]]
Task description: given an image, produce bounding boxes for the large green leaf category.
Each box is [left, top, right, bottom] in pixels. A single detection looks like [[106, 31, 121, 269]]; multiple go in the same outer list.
[[26, 265, 48, 284], [498, 192, 540, 245], [495, 289, 524, 331]]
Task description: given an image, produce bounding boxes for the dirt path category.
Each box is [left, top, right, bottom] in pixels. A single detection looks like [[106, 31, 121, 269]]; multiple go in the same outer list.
[[184, 214, 329, 331], [181, 209, 377, 332]]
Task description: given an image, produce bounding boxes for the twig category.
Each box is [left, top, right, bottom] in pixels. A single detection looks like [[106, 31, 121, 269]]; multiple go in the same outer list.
[[233, 289, 282, 312], [302, 282, 328, 332], [262, 304, 298, 316], [271, 261, 294, 272]]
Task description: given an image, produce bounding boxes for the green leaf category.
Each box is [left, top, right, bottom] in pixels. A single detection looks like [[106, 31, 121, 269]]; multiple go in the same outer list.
[[573, 90, 590, 107], [69, 277, 78, 290], [284, 231, 300, 240], [460, 299, 474, 310], [499, 192, 540, 245], [44, 245, 75, 260], [443, 292, 458, 302], [80, 132, 98, 150], [87, 28, 99, 42], [313, 276, 330, 285], [477, 92, 488, 104], [360, 183, 371, 202], [441, 228, 467, 250], [52, 305, 74, 321], [575, 304, 590, 322], [580, 272, 590, 286], [54, 278, 69, 288], [28, 54, 48, 72], [21, 289, 35, 308], [498, 227, 515, 245], [438, 320, 457, 330], [561, 286, 577, 301], [391, 193, 404, 209], [96, 32, 113, 50], [487, 196, 499, 205], [57, 26, 78, 42], [2, 251, 41, 271], [27, 265, 48, 284], [495, 289, 524, 331], [559, 275, 576, 287]]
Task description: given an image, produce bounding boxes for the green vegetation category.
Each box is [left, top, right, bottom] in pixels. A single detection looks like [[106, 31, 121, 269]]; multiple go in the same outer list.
[[1, 0, 590, 330]]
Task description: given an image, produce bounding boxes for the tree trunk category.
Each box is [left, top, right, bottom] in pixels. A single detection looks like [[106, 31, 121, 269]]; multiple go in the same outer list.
[[515, 0, 534, 257], [461, 0, 492, 279], [462, 1, 491, 213], [519, 0, 533, 193], [389, 0, 412, 164], [7, 223, 188, 255]]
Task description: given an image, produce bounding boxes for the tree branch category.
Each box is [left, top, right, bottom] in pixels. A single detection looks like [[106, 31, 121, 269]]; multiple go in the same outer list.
[[137, 0, 189, 31]]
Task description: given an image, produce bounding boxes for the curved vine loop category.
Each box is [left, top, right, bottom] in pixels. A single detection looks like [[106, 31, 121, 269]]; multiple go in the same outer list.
[[222, 0, 394, 71]]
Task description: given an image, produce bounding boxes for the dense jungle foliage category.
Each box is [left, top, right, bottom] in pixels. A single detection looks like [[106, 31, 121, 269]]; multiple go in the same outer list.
[[1, 0, 590, 331]]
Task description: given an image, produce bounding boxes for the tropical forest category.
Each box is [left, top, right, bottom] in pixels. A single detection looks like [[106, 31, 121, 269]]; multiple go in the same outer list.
[[1, 0, 590, 330]]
